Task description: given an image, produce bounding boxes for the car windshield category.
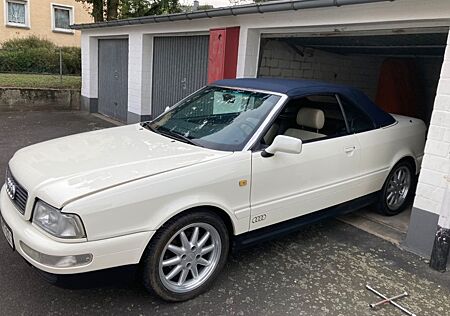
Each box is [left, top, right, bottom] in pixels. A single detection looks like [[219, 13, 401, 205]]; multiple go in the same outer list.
[[146, 86, 281, 151]]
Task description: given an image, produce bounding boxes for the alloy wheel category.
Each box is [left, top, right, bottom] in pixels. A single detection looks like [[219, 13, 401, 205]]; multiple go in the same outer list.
[[158, 223, 222, 293], [385, 166, 411, 211]]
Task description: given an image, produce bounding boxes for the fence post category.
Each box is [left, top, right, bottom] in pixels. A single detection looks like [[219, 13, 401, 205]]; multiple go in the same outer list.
[[59, 47, 63, 84]]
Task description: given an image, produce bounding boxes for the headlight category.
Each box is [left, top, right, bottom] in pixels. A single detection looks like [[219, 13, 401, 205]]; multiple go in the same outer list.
[[32, 200, 86, 239]]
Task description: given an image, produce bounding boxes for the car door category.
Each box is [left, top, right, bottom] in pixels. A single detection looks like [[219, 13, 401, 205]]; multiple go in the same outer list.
[[339, 95, 393, 194], [249, 94, 362, 230]]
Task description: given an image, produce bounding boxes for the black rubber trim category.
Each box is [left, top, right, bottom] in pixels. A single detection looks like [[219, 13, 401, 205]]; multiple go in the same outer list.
[[232, 192, 379, 251], [261, 150, 274, 158]]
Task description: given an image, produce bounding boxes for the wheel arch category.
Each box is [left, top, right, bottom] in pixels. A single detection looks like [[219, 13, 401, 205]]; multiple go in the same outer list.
[[376, 154, 417, 216], [175, 205, 235, 238], [393, 155, 417, 175], [138, 204, 236, 265]]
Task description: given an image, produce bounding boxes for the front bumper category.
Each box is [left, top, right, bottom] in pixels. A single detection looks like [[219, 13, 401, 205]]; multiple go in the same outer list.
[[0, 185, 154, 274]]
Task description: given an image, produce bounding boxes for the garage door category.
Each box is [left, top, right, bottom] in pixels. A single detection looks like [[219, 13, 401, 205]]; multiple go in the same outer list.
[[152, 36, 209, 117], [98, 39, 128, 123]]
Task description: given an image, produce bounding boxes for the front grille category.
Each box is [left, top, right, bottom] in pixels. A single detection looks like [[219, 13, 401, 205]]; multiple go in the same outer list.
[[5, 167, 28, 215]]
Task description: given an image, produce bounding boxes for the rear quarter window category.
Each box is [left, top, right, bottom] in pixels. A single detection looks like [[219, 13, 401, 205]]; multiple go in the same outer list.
[[339, 96, 375, 133]]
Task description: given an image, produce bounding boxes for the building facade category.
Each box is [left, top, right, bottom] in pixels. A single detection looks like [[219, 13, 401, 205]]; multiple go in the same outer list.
[[75, 0, 450, 268], [1, 0, 92, 46]]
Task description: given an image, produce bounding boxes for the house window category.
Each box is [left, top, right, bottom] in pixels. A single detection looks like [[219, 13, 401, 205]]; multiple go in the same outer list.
[[51, 4, 73, 33], [6, 0, 29, 27]]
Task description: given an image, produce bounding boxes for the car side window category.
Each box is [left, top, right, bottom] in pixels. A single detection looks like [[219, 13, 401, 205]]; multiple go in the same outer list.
[[339, 96, 375, 133], [260, 94, 349, 147]]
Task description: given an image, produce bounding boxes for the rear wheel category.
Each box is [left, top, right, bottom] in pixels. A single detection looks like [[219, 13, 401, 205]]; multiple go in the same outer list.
[[140, 211, 229, 301], [375, 161, 415, 216]]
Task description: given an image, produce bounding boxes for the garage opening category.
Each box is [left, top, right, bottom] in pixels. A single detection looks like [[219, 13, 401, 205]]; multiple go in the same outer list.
[[257, 29, 448, 243]]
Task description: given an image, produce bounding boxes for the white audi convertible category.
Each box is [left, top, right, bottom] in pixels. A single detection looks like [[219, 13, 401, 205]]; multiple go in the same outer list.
[[1, 78, 425, 301]]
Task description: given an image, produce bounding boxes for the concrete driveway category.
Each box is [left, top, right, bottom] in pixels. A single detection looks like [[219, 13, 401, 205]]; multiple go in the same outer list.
[[0, 111, 449, 316]]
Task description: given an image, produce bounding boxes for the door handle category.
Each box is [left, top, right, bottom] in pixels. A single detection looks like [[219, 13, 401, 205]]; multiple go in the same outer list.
[[344, 146, 356, 154]]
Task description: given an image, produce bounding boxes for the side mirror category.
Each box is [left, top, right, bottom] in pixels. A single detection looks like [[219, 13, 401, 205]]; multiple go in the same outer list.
[[261, 135, 302, 157]]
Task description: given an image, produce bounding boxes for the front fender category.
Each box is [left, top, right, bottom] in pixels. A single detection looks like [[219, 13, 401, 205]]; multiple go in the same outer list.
[[63, 152, 252, 241], [149, 197, 250, 235]]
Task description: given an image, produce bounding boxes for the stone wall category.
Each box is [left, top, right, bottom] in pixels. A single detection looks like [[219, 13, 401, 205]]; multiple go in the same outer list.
[[258, 39, 384, 100], [0, 88, 80, 112]]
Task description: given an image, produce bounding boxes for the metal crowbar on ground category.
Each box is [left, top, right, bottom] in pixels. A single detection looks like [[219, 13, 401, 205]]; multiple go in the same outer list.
[[366, 284, 417, 316]]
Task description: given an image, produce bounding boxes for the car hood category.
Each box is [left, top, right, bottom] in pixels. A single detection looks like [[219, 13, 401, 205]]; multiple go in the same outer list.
[[9, 124, 231, 209]]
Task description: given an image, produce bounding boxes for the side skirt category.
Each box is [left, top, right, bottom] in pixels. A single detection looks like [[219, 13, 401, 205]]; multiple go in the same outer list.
[[232, 192, 379, 251]]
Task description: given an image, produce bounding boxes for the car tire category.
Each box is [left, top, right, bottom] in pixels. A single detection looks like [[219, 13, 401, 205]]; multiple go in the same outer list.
[[375, 160, 416, 216], [140, 210, 229, 302]]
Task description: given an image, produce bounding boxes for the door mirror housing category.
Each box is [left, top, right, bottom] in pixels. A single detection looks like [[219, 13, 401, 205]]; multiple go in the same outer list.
[[261, 135, 303, 157]]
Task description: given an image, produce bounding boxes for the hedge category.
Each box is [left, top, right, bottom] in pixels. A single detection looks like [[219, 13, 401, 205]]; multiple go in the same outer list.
[[0, 36, 81, 75]]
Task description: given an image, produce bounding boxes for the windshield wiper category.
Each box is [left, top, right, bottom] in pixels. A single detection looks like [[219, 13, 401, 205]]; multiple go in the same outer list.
[[160, 129, 199, 146], [142, 122, 199, 147]]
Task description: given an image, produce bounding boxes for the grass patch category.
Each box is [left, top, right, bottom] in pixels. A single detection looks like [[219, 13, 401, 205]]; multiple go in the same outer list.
[[0, 73, 81, 89]]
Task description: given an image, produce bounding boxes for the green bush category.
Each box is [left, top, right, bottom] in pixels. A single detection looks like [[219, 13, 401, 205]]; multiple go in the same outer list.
[[0, 36, 81, 75], [61, 46, 81, 75], [1, 36, 55, 50]]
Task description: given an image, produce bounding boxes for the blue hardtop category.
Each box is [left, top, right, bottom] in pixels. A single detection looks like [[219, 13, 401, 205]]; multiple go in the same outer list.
[[213, 78, 396, 128]]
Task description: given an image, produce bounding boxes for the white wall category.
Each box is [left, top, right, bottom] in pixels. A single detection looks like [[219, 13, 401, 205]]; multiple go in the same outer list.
[[128, 33, 144, 116], [414, 32, 450, 216], [127, 33, 153, 117], [80, 35, 98, 101], [258, 40, 384, 100]]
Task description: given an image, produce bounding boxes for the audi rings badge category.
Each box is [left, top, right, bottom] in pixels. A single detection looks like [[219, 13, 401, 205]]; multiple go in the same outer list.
[[252, 214, 267, 223]]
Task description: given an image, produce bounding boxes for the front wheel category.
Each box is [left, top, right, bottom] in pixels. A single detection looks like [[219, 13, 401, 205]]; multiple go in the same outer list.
[[375, 161, 415, 216], [140, 211, 229, 301]]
